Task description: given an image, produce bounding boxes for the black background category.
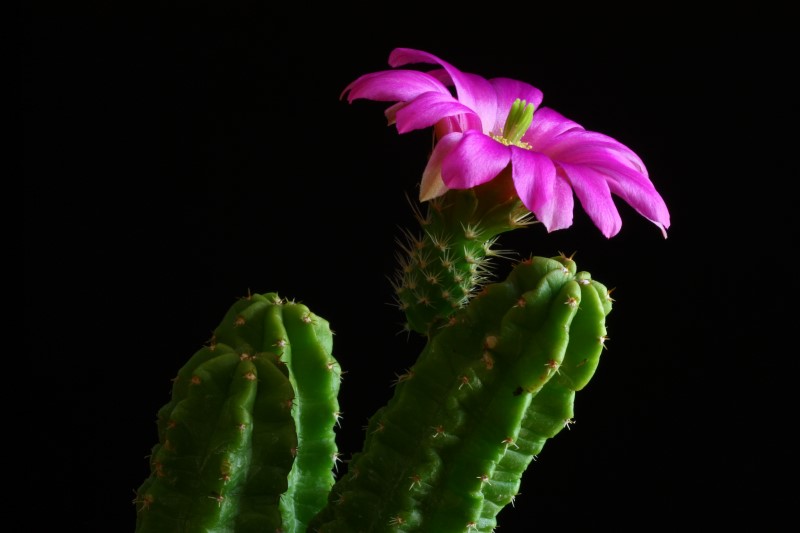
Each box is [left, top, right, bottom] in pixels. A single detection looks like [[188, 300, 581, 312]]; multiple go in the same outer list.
[[24, 4, 796, 531]]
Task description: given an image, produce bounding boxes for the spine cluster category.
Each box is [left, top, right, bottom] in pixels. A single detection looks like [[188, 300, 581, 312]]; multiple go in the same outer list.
[[393, 187, 533, 336]]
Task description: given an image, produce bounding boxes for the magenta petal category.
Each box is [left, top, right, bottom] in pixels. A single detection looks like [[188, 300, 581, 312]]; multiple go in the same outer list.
[[383, 101, 405, 126], [510, 148, 560, 230], [457, 72, 498, 133], [341, 70, 450, 103], [490, 78, 545, 133], [546, 176, 576, 232], [420, 132, 463, 201], [559, 162, 623, 238], [395, 92, 481, 134], [441, 131, 511, 189], [544, 132, 669, 231], [388, 48, 497, 131], [544, 130, 647, 176], [524, 107, 585, 150], [603, 165, 671, 230]]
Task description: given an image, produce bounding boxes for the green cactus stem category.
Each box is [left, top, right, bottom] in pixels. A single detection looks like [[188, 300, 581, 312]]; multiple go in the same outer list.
[[134, 293, 342, 533], [279, 302, 344, 533], [309, 255, 612, 533], [393, 171, 534, 336], [477, 266, 612, 531]]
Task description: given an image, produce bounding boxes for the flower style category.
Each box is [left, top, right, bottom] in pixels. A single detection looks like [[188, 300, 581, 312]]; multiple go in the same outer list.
[[342, 48, 670, 238]]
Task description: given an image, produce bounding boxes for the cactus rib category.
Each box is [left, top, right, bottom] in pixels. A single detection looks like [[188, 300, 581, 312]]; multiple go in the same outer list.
[[134, 293, 341, 533]]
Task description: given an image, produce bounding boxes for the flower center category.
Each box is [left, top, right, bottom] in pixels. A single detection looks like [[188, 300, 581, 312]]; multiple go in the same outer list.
[[490, 98, 534, 149]]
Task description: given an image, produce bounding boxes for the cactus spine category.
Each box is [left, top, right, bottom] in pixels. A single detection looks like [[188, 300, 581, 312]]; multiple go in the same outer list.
[[134, 293, 342, 532]]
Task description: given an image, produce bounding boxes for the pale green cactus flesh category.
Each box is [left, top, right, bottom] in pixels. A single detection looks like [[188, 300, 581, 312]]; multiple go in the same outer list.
[[134, 293, 342, 533], [309, 255, 612, 532]]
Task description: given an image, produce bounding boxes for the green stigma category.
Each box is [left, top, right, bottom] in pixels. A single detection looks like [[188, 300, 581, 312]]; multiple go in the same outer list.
[[491, 98, 535, 149]]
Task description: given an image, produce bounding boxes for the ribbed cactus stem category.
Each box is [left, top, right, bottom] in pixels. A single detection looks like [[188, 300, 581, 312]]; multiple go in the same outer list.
[[309, 255, 612, 533], [279, 303, 343, 533], [393, 171, 534, 336], [134, 293, 341, 533], [477, 262, 613, 531]]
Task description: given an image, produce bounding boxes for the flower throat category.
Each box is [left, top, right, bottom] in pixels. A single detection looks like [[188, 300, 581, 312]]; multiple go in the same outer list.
[[490, 98, 534, 149]]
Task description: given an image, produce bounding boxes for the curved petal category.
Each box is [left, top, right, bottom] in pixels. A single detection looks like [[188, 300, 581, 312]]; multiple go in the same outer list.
[[434, 115, 463, 138], [541, 131, 669, 232], [420, 132, 463, 201], [395, 91, 482, 134], [552, 148, 658, 207], [509, 148, 560, 230], [388, 48, 498, 132], [458, 72, 498, 132], [441, 130, 511, 190], [383, 101, 405, 126], [490, 78, 545, 134], [546, 175, 576, 232], [559, 162, 623, 238], [602, 165, 670, 231], [543, 130, 647, 175], [341, 70, 449, 103], [524, 107, 585, 150]]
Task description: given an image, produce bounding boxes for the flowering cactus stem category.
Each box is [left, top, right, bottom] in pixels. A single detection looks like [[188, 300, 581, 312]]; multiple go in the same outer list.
[[394, 177, 534, 336], [134, 293, 341, 533], [310, 255, 611, 533]]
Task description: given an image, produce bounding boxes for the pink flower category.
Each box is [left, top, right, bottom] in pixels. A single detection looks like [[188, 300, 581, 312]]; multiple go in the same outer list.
[[342, 48, 670, 238]]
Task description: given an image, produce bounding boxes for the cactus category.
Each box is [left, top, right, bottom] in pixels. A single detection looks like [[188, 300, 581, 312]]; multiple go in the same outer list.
[[134, 294, 342, 532], [308, 253, 610, 533], [134, 47, 669, 532], [134, 239, 610, 532], [392, 173, 534, 336]]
